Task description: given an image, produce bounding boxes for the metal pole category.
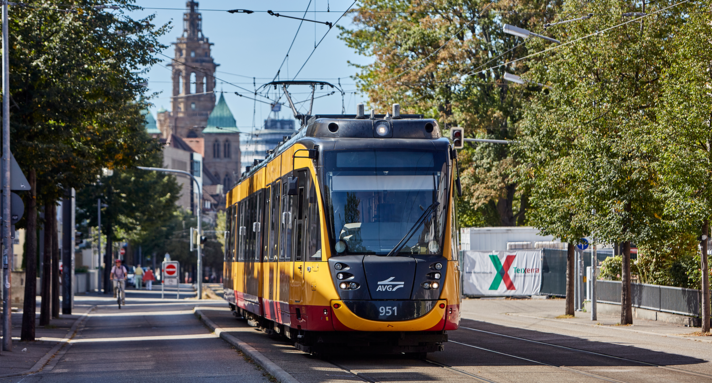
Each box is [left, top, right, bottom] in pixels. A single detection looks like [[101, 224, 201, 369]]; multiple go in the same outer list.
[[591, 239, 597, 321], [573, 250, 578, 311], [97, 198, 101, 292], [575, 250, 581, 311], [137, 166, 202, 300], [62, 189, 72, 314], [2, 1, 12, 352]]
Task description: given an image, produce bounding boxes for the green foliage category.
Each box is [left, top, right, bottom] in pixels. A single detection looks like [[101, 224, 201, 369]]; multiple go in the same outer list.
[[146, 210, 223, 274], [340, 0, 562, 226], [8, 0, 171, 211], [600, 256, 623, 281], [518, 0, 690, 246], [76, 150, 181, 246], [635, 232, 699, 288]]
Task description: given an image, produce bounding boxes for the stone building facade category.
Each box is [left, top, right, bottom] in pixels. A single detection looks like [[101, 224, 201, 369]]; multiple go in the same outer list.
[[155, 0, 240, 195]]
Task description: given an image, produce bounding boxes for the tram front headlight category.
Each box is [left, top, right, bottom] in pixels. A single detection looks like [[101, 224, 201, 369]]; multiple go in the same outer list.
[[337, 273, 345, 280], [431, 282, 440, 289], [434, 262, 443, 270], [433, 272, 441, 280], [349, 282, 359, 289], [422, 282, 431, 289], [339, 282, 348, 289], [374, 122, 391, 137]]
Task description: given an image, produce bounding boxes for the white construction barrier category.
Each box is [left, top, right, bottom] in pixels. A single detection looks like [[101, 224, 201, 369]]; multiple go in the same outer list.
[[462, 250, 542, 297]]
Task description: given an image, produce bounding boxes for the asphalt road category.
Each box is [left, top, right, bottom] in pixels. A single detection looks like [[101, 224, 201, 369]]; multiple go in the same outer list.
[[199, 287, 712, 383], [0, 285, 271, 383]]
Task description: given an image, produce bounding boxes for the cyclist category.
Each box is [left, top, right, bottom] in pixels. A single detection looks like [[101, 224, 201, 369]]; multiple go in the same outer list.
[[111, 259, 128, 305]]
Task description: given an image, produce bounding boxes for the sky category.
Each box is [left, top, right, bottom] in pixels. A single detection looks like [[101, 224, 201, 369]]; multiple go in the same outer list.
[[129, 0, 372, 132]]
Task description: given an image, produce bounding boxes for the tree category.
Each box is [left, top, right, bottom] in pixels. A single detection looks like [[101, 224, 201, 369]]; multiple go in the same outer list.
[[655, 3, 712, 332], [518, 0, 688, 324], [76, 151, 181, 292], [7, 0, 169, 337], [340, 0, 562, 226]]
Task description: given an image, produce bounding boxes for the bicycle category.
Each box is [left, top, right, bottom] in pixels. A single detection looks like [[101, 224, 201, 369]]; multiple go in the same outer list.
[[114, 280, 126, 309]]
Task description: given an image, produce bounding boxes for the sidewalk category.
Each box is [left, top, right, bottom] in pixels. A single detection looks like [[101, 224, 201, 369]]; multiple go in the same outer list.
[[461, 297, 711, 342], [0, 301, 92, 378]]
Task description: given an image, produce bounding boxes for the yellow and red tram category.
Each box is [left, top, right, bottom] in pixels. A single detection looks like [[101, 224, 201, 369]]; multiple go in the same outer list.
[[222, 109, 461, 355]]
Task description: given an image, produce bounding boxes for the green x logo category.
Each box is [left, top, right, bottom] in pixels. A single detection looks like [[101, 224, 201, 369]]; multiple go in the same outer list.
[[488, 254, 516, 290]]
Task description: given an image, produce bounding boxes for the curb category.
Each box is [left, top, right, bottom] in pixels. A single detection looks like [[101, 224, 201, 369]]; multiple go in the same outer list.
[[194, 307, 299, 383], [0, 305, 96, 379]]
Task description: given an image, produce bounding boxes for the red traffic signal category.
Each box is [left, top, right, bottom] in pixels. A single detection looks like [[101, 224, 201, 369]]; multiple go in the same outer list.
[[451, 127, 464, 149]]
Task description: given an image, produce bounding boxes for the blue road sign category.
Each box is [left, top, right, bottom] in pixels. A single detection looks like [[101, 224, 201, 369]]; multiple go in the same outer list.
[[577, 238, 589, 251]]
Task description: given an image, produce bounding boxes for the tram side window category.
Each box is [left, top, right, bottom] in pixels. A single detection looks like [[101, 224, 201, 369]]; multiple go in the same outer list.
[[234, 204, 240, 261], [264, 187, 271, 262], [294, 170, 308, 262], [269, 181, 280, 261], [280, 180, 292, 262], [238, 201, 246, 262], [224, 205, 232, 262], [247, 195, 254, 263], [307, 177, 322, 260], [254, 191, 263, 262]]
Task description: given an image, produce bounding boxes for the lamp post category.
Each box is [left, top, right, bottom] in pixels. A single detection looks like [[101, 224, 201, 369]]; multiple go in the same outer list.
[[137, 166, 203, 299], [1, 1, 11, 353], [97, 199, 108, 292]]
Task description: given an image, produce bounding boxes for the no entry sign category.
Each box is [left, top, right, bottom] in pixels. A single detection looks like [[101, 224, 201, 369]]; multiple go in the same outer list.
[[161, 260, 180, 298], [162, 261, 180, 288], [165, 263, 177, 276]]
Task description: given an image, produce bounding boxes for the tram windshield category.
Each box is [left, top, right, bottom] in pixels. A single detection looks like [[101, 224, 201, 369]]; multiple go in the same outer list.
[[324, 150, 449, 256]]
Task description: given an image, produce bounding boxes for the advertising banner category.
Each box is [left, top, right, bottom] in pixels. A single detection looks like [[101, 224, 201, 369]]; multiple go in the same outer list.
[[463, 250, 542, 296]]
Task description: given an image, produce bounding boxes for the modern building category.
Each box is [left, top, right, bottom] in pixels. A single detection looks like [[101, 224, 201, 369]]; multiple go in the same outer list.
[[240, 118, 296, 173]]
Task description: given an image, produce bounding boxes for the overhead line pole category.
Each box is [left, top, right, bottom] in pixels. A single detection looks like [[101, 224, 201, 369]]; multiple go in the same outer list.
[[2, 1, 12, 352], [137, 167, 202, 299]]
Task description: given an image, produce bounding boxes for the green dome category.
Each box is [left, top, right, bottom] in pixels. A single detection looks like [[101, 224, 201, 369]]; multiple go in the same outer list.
[[143, 109, 160, 134], [203, 94, 239, 134]]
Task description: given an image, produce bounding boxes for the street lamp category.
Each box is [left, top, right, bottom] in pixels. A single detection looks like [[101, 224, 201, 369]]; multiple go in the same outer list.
[[503, 72, 550, 89], [503, 73, 526, 85], [137, 166, 203, 299], [503, 24, 561, 44]]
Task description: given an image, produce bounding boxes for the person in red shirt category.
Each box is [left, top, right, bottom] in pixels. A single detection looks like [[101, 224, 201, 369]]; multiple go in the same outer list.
[[143, 268, 156, 291]]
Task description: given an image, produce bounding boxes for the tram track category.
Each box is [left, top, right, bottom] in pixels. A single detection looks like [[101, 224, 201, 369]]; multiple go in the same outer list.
[[446, 339, 626, 382], [325, 360, 379, 382], [423, 358, 498, 383], [460, 325, 712, 381]]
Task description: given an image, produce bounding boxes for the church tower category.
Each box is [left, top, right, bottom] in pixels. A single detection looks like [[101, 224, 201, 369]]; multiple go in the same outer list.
[[161, 1, 218, 138]]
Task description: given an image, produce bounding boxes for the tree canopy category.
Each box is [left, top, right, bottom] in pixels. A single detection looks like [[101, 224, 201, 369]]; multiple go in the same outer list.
[[340, 0, 563, 226]]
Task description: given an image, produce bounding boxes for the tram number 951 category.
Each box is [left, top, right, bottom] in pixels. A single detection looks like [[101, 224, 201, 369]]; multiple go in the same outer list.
[[379, 306, 398, 316]]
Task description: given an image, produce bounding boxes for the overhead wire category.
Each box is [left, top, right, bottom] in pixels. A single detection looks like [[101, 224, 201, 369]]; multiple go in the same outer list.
[[463, 0, 691, 79], [291, 0, 357, 80], [271, 0, 312, 82], [158, 52, 277, 102]]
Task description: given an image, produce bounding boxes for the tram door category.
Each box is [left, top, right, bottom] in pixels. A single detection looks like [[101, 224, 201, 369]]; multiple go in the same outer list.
[[290, 170, 308, 307]]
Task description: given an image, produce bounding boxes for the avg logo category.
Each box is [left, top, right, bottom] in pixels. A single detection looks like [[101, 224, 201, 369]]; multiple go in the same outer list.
[[488, 254, 516, 291]]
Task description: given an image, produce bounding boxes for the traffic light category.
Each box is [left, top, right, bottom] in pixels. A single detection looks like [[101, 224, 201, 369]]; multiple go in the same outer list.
[[190, 227, 198, 251], [451, 127, 464, 149], [75, 231, 84, 246], [200, 235, 207, 248]]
